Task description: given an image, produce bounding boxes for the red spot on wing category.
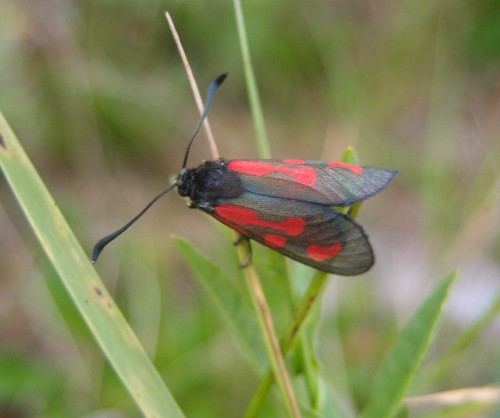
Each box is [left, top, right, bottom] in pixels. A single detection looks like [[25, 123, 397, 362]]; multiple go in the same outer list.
[[215, 205, 305, 236], [307, 243, 342, 262], [228, 160, 317, 186], [264, 234, 287, 248], [283, 159, 305, 164], [328, 161, 363, 175]]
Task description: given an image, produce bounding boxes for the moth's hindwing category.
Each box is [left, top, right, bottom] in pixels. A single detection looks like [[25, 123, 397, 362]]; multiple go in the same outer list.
[[208, 193, 374, 275]]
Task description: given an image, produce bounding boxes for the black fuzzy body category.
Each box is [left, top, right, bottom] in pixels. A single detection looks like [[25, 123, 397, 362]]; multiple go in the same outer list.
[[176, 158, 244, 211]]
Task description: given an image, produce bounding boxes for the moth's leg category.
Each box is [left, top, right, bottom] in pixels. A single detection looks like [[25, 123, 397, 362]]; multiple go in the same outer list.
[[233, 234, 252, 268], [233, 234, 244, 246]]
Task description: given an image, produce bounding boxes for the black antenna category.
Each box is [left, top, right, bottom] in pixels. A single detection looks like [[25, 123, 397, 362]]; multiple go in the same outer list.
[[182, 73, 227, 168], [92, 183, 176, 263], [91, 73, 228, 263]]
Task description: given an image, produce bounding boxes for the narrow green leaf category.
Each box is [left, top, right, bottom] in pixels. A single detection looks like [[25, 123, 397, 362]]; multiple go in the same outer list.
[[0, 112, 185, 418], [233, 0, 271, 159], [360, 271, 458, 418], [340, 147, 360, 165], [340, 147, 362, 218], [172, 235, 267, 370]]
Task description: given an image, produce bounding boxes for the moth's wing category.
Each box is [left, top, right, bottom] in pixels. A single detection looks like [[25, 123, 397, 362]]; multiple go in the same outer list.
[[227, 159, 397, 206], [206, 193, 374, 276]]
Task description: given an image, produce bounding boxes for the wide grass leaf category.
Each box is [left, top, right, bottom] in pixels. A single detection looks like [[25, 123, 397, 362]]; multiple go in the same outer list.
[[360, 271, 458, 418], [0, 112, 185, 418]]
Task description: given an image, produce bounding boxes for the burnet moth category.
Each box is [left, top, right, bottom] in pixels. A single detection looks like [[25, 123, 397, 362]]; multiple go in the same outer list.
[[92, 74, 397, 275]]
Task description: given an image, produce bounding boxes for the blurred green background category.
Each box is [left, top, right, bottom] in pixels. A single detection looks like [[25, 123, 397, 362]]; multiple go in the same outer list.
[[0, 0, 499, 417]]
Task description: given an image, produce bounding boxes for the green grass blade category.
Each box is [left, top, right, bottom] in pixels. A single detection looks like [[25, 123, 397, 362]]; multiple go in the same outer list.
[[360, 271, 458, 418], [245, 147, 364, 416], [173, 235, 267, 370], [233, 0, 271, 158], [174, 235, 302, 416], [0, 112, 185, 418]]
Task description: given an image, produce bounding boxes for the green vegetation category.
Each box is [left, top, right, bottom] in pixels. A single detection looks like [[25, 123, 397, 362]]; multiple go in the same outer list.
[[0, 0, 498, 417]]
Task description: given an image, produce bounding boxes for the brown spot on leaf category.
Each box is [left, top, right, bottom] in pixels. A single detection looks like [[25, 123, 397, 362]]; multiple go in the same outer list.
[[92, 285, 112, 310], [0, 133, 6, 150], [93, 285, 103, 297]]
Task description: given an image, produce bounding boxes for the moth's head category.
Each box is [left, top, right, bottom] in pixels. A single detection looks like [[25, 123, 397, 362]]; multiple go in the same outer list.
[[176, 167, 195, 198]]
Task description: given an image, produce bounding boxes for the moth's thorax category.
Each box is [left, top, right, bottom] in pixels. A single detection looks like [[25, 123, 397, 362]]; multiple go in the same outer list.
[[176, 158, 243, 209]]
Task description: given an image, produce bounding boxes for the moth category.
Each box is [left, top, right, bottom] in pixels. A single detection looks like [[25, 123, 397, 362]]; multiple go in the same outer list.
[[93, 74, 397, 275]]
